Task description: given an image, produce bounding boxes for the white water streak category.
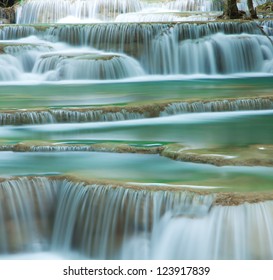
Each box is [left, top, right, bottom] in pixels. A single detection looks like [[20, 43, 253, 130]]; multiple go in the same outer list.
[[149, 201, 273, 259], [1, 177, 273, 259], [0, 177, 57, 253]]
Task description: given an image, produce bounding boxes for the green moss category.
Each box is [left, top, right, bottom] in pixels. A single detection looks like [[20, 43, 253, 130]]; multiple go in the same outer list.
[[2, 175, 273, 205], [2, 140, 273, 168], [161, 144, 273, 167]]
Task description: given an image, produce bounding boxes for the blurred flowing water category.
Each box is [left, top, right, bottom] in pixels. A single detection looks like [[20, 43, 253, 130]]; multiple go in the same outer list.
[[0, 0, 273, 259]]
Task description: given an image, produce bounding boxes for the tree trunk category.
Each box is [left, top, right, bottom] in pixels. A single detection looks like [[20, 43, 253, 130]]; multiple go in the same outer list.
[[247, 0, 258, 19], [0, 1, 15, 8], [224, 0, 240, 19]]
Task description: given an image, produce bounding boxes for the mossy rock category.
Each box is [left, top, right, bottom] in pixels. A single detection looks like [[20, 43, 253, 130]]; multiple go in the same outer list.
[[161, 144, 273, 167], [0, 42, 53, 54], [256, 2, 273, 12], [0, 6, 15, 23]]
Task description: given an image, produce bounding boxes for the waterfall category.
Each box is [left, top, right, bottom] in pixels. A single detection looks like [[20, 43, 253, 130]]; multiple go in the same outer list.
[[45, 22, 262, 48], [0, 26, 37, 40], [33, 52, 145, 80], [0, 54, 21, 81], [0, 110, 55, 125], [0, 177, 57, 254], [115, 12, 190, 23], [1, 21, 272, 80], [166, 0, 223, 11], [0, 176, 215, 258], [2, 0, 273, 265], [150, 201, 273, 259], [0, 37, 146, 81], [161, 98, 273, 115], [147, 32, 273, 74], [15, 0, 270, 25], [261, 20, 273, 37], [1, 97, 273, 125], [41, 22, 272, 75], [3, 43, 53, 73], [16, 0, 144, 24], [29, 146, 91, 152], [1, 176, 273, 259], [0, 108, 144, 125], [51, 180, 214, 259], [51, 109, 145, 122]]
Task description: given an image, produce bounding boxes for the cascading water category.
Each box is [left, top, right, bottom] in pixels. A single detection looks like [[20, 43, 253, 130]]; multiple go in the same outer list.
[[147, 33, 273, 74], [33, 52, 145, 80], [1, 0, 273, 262], [148, 201, 273, 259], [15, 0, 269, 24], [1, 177, 273, 259], [0, 177, 57, 254], [51, 179, 214, 259], [0, 177, 215, 258], [0, 97, 273, 125], [16, 0, 144, 24], [0, 22, 273, 81]]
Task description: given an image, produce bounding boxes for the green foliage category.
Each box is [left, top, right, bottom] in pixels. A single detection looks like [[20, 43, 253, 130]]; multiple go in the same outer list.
[[0, 0, 20, 8]]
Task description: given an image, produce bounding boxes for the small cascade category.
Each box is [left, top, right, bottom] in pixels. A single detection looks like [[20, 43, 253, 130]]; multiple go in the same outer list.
[[1, 20, 263, 44], [149, 201, 273, 259], [149, 0, 265, 12], [147, 33, 273, 74], [15, 0, 270, 25], [50, 108, 145, 122], [1, 97, 273, 125], [33, 52, 145, 80], [0, 39, 55, 81], [3, 43, 53, 73], [16, 0, 143, 24], [0, 111, 55, 125], [161, 98, 273, 115], [261, 20, 273, 37], [41, 22, 269, 75], [115, 11, 220, 22], [166, 0, 223, 12], [1, 177, 273, 259], [0, 177, 57, 254], [51, 179, 214, 259], [0, 54, 21, 81], [46, 21, 262, 49], [0, 36, 146, 81], [0, 109, 145, 125], [16, 0, 72, 24], [0, 97, 273, 125], [0, 26, 37, 40], [1, 22, 269, 78], [115, 12, 187, 22], [0, 176, 215, 258], [29, 146, 91, 152]]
